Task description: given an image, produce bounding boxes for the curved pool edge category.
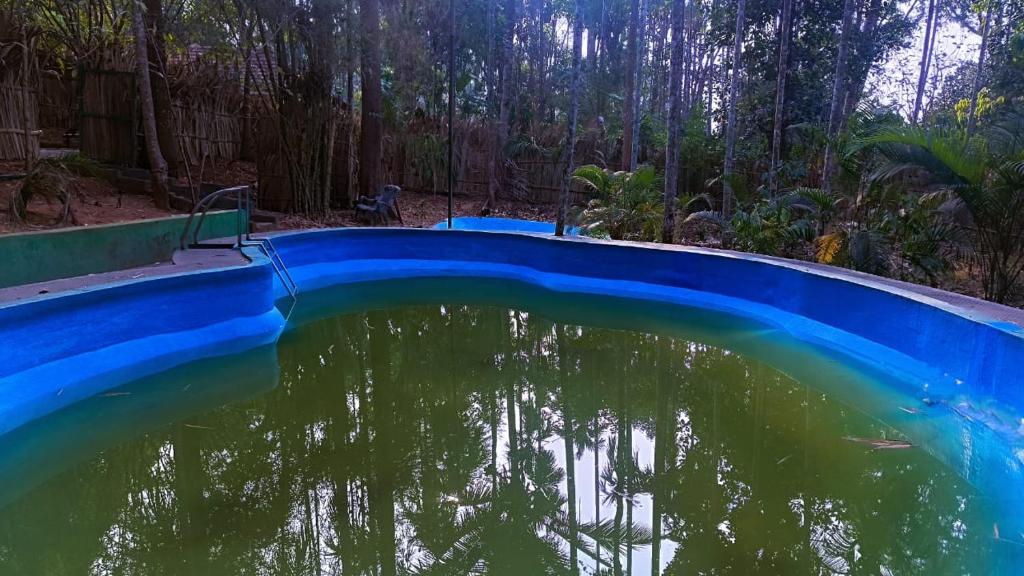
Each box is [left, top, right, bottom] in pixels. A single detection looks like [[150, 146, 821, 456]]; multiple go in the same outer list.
[[0, 245, 287, 436], [3, 224, 1024, 569], [3, 226, 1023, 442], [271, 228, 1024, 398]]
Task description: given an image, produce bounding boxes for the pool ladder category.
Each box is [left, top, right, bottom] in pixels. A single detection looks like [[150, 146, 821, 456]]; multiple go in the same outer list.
[[179, 185, 298, 300]]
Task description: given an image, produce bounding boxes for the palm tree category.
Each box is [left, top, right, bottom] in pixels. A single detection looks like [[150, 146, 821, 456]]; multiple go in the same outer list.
[[686, 192, 815, 255], [574, 165, 664, 241], [860, 114, 1024, 302]]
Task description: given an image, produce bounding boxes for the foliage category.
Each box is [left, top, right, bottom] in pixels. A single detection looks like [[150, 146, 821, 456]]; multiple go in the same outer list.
[[860, 108, 1024, 302], [687, 191, 815, 256], [573, 164, 664, 241]]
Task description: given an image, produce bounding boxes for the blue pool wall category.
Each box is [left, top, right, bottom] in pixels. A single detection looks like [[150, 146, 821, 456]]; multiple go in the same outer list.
[[269, 228, 1024, 407], [2, 224, 1023, 438], [434, 216, 579, 235], [0, 248, 284, 435]]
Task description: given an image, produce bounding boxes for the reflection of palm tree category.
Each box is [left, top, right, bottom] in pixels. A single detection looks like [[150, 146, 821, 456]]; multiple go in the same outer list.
[[413, 447, 636, 575]]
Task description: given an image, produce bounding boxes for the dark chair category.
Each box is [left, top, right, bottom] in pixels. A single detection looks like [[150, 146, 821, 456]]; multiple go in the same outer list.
[[355, 185, 404, 225]]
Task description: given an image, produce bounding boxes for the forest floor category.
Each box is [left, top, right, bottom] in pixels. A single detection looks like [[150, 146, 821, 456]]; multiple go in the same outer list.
[[0, 159, 1017, 308], [0, 159, 555, 234]]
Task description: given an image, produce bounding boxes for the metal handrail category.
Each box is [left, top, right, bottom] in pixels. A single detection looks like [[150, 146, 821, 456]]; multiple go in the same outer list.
[[178, 185, 254, 250], [246, 237, 299, 300], [178, 184, 299, 301]]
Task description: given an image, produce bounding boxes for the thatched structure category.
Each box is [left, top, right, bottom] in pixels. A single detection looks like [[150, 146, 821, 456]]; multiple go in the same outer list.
[[0, 13, 39, 162]]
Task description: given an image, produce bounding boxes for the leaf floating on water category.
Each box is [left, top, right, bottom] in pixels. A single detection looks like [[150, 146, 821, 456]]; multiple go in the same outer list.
[[843, 437, 914, 450]]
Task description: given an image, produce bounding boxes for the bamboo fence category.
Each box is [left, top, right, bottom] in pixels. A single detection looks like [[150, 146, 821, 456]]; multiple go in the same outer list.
[[168, 56, 246, 165], [79, 68, 136, 164], [0, 83, 39, 160], [38, 72, 74, 131], [0, 19, 40, 162]]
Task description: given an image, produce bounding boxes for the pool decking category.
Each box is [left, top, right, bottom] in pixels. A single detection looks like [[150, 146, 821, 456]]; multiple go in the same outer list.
[[0, 248, 247, 306]]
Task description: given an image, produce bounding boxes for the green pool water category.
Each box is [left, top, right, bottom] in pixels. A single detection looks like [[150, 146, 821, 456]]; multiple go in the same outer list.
[[0, 285, 998, 575]]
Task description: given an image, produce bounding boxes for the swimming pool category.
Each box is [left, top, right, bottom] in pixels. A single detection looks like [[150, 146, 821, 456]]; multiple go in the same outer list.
[[1, 226, 1022, 573]]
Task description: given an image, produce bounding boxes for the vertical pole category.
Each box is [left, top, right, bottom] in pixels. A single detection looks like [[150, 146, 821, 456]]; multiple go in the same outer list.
[[236, 188, 243, 248], [447, 0, 456, 229]]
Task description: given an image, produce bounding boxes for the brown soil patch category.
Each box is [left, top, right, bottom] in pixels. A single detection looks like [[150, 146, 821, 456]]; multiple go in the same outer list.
[[0, 160, 181, 235]]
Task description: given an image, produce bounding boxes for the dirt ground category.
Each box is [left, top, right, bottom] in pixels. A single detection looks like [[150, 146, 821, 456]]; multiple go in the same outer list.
[[0, 159, 555, 234], [0, 161, 186, 235]]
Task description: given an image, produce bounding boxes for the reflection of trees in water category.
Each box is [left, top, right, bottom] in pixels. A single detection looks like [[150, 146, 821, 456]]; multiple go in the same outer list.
[[0, 305, 991, 575]]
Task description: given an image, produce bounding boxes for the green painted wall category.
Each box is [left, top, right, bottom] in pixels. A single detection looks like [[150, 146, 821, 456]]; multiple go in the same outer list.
[[0, 210, 244, 288]]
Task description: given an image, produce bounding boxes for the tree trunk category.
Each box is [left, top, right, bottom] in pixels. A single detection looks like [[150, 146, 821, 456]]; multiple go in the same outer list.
[[525, 0, 540, 123], [706, 51, 715, 137], [911, 0, 937, 124], [367, 311, 397, 576], [557, 328, 578, 570], [621, 0, 641, 171], [587, 18, 598, 71], [20, 27, 33, 173], [722, 0, 746, 217], [650, 339, 673, 576], [343, 0, 357, 207], [768, 0, 794, 195], [596, 0, 610, 119], [630, 0, 647, 168], [821, 0, 857, 194], [486, 0, 498, 207], [612, 375, 627, 576], [145, 0, 178, 177], [661, 0, 686, 244], [842, 0, 881, 118], [965, 1, 993, 139], [171, 422, 207, 571], [556, 0, 583, 236], [132, 2, 171, 211], [493, 0, 518, 208], [359, 0, 384, 200], [239, 61, 253, 161]]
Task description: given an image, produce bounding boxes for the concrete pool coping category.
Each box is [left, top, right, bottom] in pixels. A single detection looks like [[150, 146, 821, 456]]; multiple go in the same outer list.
[[2, 226, 1022, 330], [0, 248, 249, 306]]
